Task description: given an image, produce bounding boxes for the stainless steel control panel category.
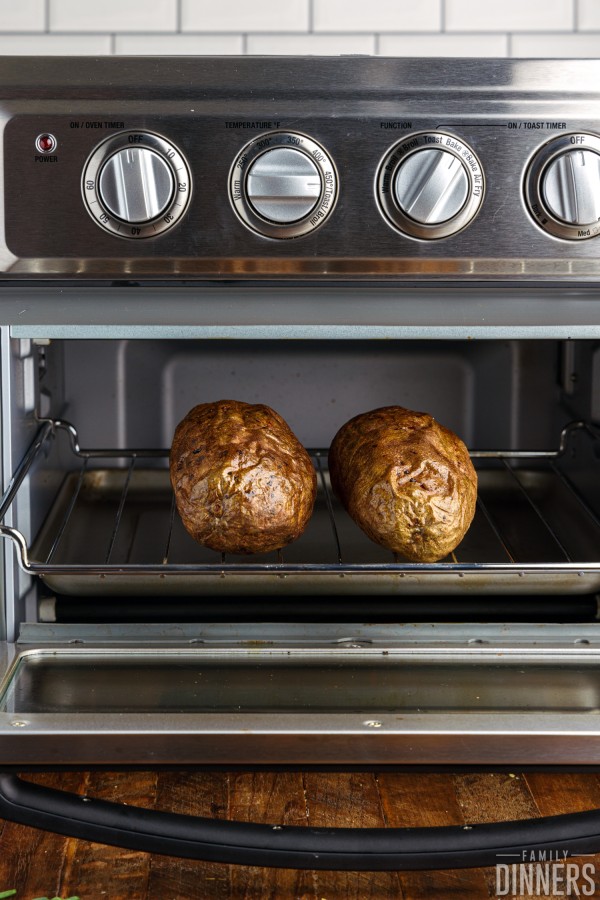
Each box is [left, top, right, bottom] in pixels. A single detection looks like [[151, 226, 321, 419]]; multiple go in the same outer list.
[[4, 56, 600, 280]]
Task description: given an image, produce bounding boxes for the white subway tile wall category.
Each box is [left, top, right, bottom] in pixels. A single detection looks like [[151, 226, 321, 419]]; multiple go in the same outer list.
[[313, 0, 440, 33], [182, 0, 308, 34], [445, 0, 573, 33], [578, 0, 600, 31], [0, 0, 45, 33], [51, 0, 177, 33], [0, 0, 597, 56]]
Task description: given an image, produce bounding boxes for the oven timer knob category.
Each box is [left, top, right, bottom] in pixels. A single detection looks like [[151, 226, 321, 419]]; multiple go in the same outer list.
[[229, 132, 338, 239], [524, 133, 600, 240], [81, 131, 192, 239], [376, 132, 485, 240]]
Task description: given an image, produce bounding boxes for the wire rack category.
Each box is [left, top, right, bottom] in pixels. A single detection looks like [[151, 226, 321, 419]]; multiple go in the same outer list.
[[1, 419, 600, 596]]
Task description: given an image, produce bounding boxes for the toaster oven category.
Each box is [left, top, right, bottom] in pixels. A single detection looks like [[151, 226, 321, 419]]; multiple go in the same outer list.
[[1, 55, 600, 870]]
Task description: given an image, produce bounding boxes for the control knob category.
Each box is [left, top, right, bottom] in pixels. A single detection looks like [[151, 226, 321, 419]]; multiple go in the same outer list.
[[230, 132, 338, 239], [82, 131, 192, 239], [525, 134, 600, 240], [376, 132, 485, 240]]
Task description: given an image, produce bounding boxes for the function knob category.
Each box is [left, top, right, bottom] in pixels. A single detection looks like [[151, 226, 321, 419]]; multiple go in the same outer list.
[[525, 134, 600, 239], [230, 132, 338, 239], [82, 131, 192, 239], [376, 132, 485, 240]]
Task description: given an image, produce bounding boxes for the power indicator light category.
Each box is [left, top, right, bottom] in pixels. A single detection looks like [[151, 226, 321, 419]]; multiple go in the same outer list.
[[35, 133, 57, 153]]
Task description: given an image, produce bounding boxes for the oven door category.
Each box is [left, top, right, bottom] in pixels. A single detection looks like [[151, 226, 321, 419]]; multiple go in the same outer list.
[[4, 620, 600, 868]]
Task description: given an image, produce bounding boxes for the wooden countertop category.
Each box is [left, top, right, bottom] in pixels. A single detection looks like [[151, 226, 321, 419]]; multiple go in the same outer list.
[[1, 770, 600, 898]]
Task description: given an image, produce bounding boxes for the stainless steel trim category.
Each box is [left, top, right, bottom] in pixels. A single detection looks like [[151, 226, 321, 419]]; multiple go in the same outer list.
[[3, 714, 600, 766], [0, 329, 10, 642], [7, 286, 600, 341], [4, 636, 600, 765], [12, 258, 600, 278], [15, 621, 600, 645]]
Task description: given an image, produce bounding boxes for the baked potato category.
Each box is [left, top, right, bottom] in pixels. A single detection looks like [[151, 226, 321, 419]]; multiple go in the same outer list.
[[329, 406, 477, 562], [170, 399, 316, 554]]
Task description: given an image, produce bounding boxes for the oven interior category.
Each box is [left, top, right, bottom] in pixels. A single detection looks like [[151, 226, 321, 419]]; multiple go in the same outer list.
[[0, 332, 599, 767], [3, 333, 600, 615]]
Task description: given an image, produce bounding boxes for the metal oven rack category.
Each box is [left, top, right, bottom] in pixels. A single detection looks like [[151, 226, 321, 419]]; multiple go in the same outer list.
[[1, 419, 600, 596]]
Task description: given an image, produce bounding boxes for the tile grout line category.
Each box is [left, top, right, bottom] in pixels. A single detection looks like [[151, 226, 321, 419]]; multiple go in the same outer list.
[[374, 32, 380, 54], [177, 0, 182, 33], [242, 32, 248, 54], [110, 33, 116, 54], [309, 0, 314, 33], [45, 0, 49, 32], [507, 32, 512, 57], [573, 0, 578, 31], [440, 0, 446, 33]]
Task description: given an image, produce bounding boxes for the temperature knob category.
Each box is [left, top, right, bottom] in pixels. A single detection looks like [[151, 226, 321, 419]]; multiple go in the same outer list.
[[376, 132, 485, 240], [525, 134, 600, 239], [230, 132, 338, 239], [82, 131, 192, 239]]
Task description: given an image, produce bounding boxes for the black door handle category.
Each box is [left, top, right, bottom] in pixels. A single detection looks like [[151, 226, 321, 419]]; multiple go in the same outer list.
[[1, 773, 600, 870]]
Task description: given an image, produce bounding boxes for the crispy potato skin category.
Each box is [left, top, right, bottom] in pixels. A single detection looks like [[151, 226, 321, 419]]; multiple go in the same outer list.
[[170, 400, 317, 554], [329, 406, 477, 562]]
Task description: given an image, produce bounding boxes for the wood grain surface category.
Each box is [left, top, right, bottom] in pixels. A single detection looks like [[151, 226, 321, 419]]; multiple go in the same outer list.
[[0, 771, 599, 899]]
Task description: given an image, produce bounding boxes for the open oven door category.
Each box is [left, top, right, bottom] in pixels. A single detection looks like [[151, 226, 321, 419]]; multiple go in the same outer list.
[[4, 619, 600, 869]]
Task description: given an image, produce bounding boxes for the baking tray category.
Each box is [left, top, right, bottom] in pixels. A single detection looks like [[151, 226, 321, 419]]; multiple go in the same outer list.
[[3, 419, 600, 596]]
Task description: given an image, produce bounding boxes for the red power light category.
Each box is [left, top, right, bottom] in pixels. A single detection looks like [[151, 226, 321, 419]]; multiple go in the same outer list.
[[35, 133, 56, 153]]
